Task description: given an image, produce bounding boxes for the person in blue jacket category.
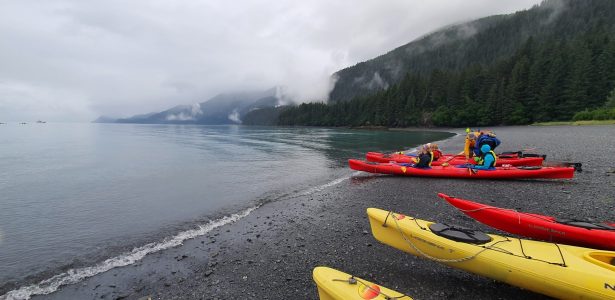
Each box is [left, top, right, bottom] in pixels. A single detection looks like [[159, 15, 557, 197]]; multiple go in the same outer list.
[[472, 131, 501, 157], [471, 144, 497, 170]]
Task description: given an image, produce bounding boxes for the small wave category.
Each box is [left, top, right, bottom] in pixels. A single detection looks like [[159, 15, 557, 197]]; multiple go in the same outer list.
[[294, 176, 349, 197], [0, 206, 258, 300]]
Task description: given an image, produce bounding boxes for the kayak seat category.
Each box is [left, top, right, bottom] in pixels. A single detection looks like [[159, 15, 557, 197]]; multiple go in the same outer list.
[[429, 223, 492, 244], [520, 153, 548, 161], [555, 219, 615, 231], [501, 151, 522, 156]]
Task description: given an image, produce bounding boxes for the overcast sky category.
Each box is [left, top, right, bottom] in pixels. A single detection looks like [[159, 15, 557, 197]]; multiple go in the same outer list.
[[0, 0, 542, 122]]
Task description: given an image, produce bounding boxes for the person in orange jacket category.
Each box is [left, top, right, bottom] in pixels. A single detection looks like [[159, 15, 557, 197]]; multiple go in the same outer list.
[[464, 129, 481, 160]]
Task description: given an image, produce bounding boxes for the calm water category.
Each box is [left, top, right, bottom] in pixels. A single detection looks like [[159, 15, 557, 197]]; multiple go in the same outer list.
[[0, 123, 452, 293]]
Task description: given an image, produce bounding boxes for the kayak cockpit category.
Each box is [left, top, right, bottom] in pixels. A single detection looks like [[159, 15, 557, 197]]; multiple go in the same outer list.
[[585, 252, 615, 271]]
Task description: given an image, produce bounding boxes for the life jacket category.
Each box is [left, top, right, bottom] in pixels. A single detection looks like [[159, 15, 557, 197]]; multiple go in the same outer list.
[[477, 150, 497, 168], [415, 152, 433, 168], [476, 133, 501, 151], [432, 150, 443, 161]]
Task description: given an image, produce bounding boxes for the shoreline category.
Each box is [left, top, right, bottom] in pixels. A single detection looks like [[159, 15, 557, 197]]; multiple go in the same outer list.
[[11, 125, 614, 299], [532, 120, 615, 126]]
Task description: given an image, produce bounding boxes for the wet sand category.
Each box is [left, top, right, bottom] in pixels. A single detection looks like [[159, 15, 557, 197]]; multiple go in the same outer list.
[[35, 125, 615, 300]]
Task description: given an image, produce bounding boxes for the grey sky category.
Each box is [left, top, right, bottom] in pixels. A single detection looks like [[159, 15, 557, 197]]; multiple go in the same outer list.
[[0, 0, 542, 122]]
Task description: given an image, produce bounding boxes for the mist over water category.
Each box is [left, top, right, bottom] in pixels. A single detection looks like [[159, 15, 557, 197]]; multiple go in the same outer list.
[[0, 123, 452, 292]]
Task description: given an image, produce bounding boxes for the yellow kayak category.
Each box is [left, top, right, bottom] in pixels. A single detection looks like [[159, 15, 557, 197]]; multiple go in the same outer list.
[[367, 208, 615, 300], [312, 266, 413, 300]]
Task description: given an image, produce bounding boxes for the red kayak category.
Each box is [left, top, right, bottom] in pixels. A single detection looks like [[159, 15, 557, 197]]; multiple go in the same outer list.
[[438, 193, 615, 250], [348, 159, 574, 179], [366, 151, 544, 166]]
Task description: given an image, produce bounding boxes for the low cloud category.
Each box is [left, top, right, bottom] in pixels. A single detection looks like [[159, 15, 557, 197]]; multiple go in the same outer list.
[[166, 103, 202, 121], [227, 109, 241, 124], [0, 0, 542, 122], [0, 80, 90, 122], [367, 72, 389, 90]]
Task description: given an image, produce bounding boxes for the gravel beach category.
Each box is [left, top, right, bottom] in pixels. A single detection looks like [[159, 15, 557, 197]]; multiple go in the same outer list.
[[33, 125, 615, 300]]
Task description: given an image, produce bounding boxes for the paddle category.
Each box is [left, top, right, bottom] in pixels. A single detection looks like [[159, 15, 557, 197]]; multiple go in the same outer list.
[[440, 151, 465, 167]]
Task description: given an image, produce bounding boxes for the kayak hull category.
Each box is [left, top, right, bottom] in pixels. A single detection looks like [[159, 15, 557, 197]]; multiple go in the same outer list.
[[349, 159, 574, 179], [366, 151, 544, 166], [438, 193, 615, 250], [367, 208, 615, 300], [312, 266, 412, 300]]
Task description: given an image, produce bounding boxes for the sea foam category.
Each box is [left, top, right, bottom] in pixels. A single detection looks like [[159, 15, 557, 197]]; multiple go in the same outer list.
[[0, 206, 257, 300]]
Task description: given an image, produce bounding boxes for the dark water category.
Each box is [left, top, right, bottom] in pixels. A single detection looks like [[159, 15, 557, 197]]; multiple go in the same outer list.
[[0, 123, 452, 295]]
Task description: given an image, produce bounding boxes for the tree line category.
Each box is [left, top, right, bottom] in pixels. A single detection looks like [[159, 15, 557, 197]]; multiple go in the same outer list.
[[273, 29, 615, 127]]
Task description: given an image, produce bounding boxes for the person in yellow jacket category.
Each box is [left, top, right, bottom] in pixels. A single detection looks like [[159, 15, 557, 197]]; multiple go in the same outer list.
[[464, 128, 500, 161], [464, 128, 481, 160]]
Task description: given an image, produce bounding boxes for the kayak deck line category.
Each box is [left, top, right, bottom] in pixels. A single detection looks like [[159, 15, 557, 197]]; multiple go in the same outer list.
[[383, 210, 568, 267]]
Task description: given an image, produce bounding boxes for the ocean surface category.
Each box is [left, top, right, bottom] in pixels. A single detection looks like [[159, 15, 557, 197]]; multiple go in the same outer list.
[[0, 123, 452, 297]]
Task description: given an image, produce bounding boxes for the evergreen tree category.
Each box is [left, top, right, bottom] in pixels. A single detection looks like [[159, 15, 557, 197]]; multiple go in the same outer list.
[[265, 0, 615, 127], [605, 87, 615, 108]]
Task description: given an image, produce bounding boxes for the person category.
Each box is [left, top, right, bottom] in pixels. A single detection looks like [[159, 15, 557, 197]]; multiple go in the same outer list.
[[413, 144, 433, 168], [471, 144, 497, 170], [464, 128, 501, 160], [473, 131, 501, 157], [464, 128, 481, 160], [430, 143, 443, 161]]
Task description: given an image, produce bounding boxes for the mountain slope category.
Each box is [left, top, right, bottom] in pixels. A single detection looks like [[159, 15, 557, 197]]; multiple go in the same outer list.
[[105, 88, 279, 125], [276, 0, 615, 127], [329, 0, 612, 102]]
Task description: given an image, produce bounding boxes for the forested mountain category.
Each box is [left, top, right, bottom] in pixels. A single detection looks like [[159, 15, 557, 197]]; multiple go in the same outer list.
[[262, 0, 615, 127], [330, 0, 612, 103]]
